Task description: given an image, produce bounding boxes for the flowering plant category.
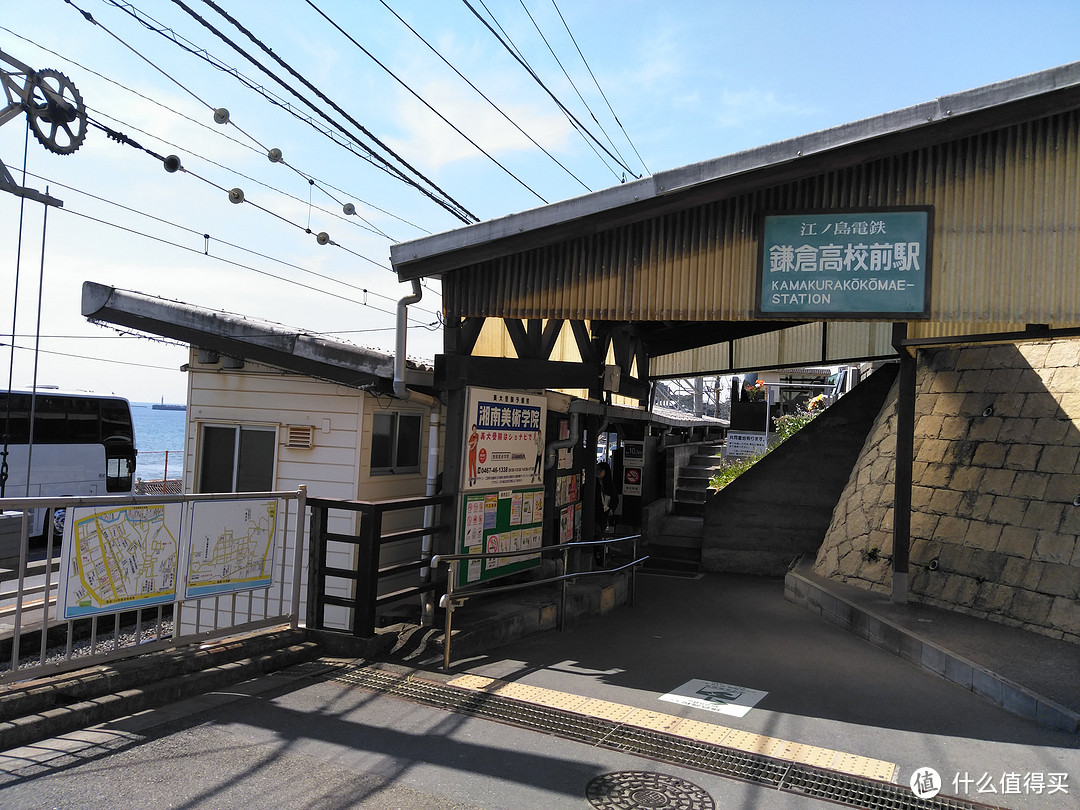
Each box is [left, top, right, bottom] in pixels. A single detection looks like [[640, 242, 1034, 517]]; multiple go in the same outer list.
[[807, 394, 827, 411], [743, 379, 766, 401]]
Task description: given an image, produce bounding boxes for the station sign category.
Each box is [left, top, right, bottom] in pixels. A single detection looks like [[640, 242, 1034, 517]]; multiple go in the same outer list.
[[757, 208, 932, 318]]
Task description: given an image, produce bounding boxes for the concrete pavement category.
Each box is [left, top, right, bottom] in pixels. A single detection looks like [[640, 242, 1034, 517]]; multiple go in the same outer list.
[[0, 570, 1076, 809]]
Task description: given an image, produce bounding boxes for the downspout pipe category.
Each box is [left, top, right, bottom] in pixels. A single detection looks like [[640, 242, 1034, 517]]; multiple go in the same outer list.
[[396, 280, 441, 626]]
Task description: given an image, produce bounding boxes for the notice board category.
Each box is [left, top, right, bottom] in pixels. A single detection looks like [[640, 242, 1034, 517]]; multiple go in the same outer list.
[[458, 486, 544, 585]]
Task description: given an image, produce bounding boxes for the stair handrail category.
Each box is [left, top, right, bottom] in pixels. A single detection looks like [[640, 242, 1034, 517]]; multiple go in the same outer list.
[[432, 533, 646, 669]]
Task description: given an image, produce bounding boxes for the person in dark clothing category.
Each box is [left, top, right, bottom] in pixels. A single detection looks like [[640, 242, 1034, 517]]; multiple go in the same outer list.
[[594, 461, 618, 565]]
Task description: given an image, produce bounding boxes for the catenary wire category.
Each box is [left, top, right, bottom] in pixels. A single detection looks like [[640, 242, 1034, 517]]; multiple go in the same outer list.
[[516, 0, 636, 179], [59, 206, 441, 330], [175, 0, 478, 223], [86, 104, 393, 241], [98, 0, 421, 237], [377, 0, 590, 194], [83, 115, 423, 280], [2, 341, 182, 371], [18, 169, 443, 316], [0, 19, 432, 236], [549, 0, 650, 175], [307, 0, 548, 204], [62, 0, 272, 155], [461, 0, 631, 181]]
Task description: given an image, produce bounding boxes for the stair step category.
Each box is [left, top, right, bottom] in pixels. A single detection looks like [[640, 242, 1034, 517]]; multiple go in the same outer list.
[[673, 501, 704, 517]]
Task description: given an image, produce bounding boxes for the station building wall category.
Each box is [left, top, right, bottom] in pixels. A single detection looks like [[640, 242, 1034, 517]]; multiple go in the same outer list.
[[814, 340, 1080, 643]]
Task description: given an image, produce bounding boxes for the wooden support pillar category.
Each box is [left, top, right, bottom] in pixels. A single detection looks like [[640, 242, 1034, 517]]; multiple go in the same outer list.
[[892, 323, 915, 604]]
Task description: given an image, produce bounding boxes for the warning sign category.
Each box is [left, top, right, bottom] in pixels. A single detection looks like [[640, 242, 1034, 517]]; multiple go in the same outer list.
[[623, 467, 642, 496]]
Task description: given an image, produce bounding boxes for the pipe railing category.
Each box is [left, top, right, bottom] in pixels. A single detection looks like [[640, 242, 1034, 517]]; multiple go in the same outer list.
[[432, 533, 646, 669]]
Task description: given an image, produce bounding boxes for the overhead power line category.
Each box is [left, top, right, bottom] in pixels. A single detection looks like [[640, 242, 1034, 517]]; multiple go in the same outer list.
[[171, 0, 479, 223], [307, 0, 548, 204], [71, 5, 428, 236], [377, 0, 590, 194], [515, 0, 635, 178], [549, 0, 650, 176], [60, 206, 441, 330], [462, 0, 637, 181]]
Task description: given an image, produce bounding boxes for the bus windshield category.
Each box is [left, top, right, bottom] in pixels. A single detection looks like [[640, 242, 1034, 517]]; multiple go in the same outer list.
[[0, 390, 137, 497]]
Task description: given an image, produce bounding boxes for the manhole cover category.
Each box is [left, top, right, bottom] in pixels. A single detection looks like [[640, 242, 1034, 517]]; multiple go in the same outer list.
[[585, 771, 716, 810]]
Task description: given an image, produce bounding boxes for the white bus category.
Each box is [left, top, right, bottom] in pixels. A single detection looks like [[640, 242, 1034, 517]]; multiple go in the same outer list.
[[0, 387, 137, 538]]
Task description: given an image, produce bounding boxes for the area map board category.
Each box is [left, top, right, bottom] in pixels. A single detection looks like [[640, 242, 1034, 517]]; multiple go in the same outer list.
[[57, 498, 281, 620], [757, 208, 932, 318]]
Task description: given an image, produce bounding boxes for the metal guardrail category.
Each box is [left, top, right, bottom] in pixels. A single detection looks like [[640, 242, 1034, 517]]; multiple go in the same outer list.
[[432, 533, 646, 669], [0, 489, 306, 684], [306, 494, 453, 637]]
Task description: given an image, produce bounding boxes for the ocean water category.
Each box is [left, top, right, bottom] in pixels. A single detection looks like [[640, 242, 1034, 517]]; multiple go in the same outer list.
[[131, 403, 187, 481]]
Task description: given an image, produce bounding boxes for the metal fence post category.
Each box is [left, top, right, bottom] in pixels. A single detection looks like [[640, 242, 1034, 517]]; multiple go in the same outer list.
[[442, 560, 456, 670]]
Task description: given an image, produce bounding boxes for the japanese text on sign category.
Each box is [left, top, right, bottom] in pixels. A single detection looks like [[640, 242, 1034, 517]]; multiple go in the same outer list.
[[758, 210, 931, 317]]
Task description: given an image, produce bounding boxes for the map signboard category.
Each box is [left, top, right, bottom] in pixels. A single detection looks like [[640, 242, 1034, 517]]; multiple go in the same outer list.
[[59, 503, 183, 619], [458, 486, 544, 584], [757, 208, 932, 318], [183, 498, 279, 599], [57, 498, 282, 619], [462, 387, 547, 492]]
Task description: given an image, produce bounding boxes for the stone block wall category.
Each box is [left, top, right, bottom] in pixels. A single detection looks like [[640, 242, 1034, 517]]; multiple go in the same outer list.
[[814, 340, 1080, 644]]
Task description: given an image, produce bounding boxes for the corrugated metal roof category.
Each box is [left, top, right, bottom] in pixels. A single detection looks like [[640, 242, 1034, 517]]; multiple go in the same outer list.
[[391, 62, 1080, 281]]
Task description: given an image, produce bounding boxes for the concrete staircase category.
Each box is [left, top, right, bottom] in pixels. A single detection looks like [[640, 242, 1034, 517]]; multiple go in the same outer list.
[[673, 443, 724, 517], [646, 443, 724, 574]]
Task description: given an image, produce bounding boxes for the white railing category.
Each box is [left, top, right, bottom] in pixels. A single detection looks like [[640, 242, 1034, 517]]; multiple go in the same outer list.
[[0, 488, 307, 684]]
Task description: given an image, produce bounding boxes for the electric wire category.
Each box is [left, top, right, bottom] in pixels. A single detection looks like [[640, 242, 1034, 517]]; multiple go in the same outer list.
[[549, 0, 650, 175], [2, 340, 182, 370], [516, 0, 637, 179], [83, 115, 422, 280], [99, 1, 420, 237], [174, 0, 478, 223], [18, 168, 443, 316], [59, 206, 441, 330], [377, 0, 590, 194], [62, 0, 272, 156], [306, 0, 548, 204], [463, 0, 635, 180], [86, 104, 393, 241], [0, 23, 430, 237]]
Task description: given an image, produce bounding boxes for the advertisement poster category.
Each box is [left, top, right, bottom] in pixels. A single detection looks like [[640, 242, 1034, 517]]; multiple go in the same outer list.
[[462, 387, 547, 492], [458, 486, 544, 584]]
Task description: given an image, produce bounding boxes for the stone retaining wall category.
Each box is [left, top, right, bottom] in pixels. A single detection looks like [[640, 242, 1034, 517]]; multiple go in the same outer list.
[[814, 340, 1080, 644]]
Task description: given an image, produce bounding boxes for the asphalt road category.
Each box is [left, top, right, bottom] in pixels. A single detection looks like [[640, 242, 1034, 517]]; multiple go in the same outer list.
[[0, 573, 1076, 810]]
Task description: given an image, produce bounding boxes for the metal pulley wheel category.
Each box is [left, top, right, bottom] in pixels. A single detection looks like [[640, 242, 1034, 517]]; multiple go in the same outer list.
[[27, 69, 87, 155]]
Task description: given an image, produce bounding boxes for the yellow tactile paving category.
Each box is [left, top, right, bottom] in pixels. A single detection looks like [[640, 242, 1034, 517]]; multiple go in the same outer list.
[[620, 708, 686, 734], [448, 673, 898, 783], [669, 717, 735, 746], [721, 729, 785, 757]]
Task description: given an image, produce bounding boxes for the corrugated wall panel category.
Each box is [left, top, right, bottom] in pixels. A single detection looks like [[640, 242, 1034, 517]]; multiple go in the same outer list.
[[446, 111, 1080, 344], [651, 321, 896, 377]]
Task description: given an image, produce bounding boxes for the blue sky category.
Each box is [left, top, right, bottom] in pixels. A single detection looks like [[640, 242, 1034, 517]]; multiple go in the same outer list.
[[3, 1, 1080, 403]]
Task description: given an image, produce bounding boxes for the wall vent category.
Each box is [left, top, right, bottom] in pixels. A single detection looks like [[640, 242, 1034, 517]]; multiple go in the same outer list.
[[285, 425, 315, 449]]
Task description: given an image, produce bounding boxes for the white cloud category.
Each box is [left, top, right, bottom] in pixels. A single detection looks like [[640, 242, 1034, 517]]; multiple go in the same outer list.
[[386, 79, 574, 170]]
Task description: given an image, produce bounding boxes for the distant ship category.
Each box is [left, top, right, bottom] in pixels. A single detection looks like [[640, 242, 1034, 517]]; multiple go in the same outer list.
[[152, 397, 186, 411]]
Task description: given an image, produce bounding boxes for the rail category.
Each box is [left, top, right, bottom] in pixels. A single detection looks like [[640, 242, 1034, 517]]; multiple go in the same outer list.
[[0, 489, 306, 684], [306, 494, 453, 637], [432, 533, 646, 669]]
